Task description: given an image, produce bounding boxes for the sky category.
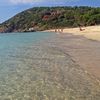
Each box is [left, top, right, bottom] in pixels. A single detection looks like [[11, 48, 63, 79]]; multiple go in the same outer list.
[[0, 0, 100, 23]]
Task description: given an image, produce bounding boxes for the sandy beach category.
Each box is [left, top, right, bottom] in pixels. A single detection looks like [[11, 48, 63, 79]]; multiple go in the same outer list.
[[63, 25, 100, 41], [46, 25, 100, 41]]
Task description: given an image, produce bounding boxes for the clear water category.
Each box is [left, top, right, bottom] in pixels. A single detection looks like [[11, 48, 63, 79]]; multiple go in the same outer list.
[[0, 32, 100, 100], [0, 32, 53, 59], [0, 32, 54, 49], [0, 32, 56, 100], [0, 32, 55, 68]]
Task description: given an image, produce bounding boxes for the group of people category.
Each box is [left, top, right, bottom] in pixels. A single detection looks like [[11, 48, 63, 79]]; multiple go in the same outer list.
[[54, 25, 85, 34], [55, 28, 64, 33]]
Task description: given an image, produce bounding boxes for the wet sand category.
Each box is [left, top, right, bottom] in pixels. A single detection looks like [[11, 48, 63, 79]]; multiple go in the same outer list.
[[45, 25, 100, 80], [48, 33, 100, 80], [42, 33, 100, 99]]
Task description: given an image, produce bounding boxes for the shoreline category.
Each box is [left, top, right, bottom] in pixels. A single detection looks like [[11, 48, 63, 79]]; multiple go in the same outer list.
[[49, 30, 100, 80], [44, 25, 100, 41], [44, 32, 100, 98]]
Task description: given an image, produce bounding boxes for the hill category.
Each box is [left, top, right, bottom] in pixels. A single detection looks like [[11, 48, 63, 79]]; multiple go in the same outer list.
[[0, 6, 100, 33]]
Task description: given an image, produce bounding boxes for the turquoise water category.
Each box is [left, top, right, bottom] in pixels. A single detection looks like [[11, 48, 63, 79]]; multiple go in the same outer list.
[[0, 32, 55, 69], [0, 32, 53, 59], [0, 32, 56, 100], [0, 32, 54, 49]]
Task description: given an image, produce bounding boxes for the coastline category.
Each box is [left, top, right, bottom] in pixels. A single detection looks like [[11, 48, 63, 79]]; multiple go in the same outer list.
[[43, 32, 100, 99], [0, 5, 100, 99], [44, 25, 100, 80], [47, 27, 100, 80], [44, 25, 100, 41], [48, 25, 100, 79]]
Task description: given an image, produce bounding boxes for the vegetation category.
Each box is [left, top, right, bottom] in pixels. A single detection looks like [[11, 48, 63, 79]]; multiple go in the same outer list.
[[0, 6, 100, 32]]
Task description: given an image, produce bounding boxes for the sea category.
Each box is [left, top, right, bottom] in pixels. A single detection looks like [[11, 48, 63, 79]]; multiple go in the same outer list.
[[0, 32, 100, 100], [0, 32, 57, 100]]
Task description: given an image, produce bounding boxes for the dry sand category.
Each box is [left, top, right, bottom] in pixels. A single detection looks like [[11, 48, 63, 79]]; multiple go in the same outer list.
[[63, 25, 100, 41]]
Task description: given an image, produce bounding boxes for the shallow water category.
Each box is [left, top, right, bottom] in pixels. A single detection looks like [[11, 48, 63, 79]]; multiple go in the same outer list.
[[0, 32, 55, 99], [0, 32, 100, 100]]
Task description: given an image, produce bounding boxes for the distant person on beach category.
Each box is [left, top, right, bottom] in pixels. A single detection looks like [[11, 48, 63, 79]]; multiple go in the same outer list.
[[61, 28, 63, 33], [55, 28, 64, 34], [55, 29, 57, 32], [78, 23, 85, 31]]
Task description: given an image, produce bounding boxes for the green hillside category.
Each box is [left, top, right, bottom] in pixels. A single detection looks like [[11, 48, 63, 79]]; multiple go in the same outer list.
[[0, 6, 100, 32]]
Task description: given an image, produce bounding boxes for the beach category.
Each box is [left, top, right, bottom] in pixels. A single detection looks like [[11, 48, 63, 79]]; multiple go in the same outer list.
[[46, 25, 100, 41], [63, 25, 100, 41]]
